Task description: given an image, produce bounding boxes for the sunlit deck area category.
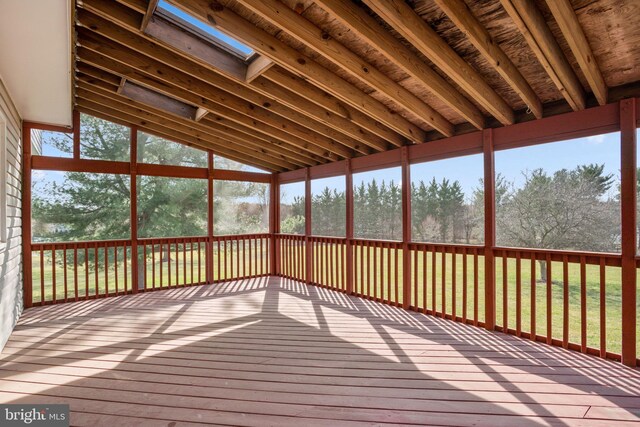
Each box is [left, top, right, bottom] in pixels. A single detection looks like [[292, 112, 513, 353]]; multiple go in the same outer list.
[[0, 277, 638, 426]]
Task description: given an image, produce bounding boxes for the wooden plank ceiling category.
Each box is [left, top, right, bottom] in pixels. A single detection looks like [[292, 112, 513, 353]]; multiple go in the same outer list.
[[73, 0, 640, 172]]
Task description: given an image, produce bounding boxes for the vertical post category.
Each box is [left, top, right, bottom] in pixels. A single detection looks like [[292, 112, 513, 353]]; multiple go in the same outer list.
[[72, 110, 80, 160], [401, 147, 412, 309], [305, 168, 312, 284], [22, 123, 33, 308], [130, 126, 139, 292], [620, 98, 637, 366], [345, 160, 354, 295], [207, 151, 214, 283], [269, 173, 279, 275], [483, 129, 496, 330]]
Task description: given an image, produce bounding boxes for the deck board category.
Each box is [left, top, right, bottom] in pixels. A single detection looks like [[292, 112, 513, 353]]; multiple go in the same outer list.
[[0, 277, 638, 426]]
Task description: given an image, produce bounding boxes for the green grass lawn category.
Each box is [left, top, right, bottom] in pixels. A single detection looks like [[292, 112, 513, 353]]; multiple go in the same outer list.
[[31, 242, 638, 357]]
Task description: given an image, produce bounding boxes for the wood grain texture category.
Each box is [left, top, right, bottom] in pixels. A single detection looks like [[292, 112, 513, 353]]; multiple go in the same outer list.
[[2, 277, 639, 425]]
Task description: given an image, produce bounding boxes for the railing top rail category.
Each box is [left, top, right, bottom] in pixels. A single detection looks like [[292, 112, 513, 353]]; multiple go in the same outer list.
[[493, 246, 621, 260], [31, 239, 132, 248], [408, 241, 485, 250]]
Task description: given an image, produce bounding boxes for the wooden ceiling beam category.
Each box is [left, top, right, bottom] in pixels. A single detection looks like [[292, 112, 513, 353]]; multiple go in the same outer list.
[[77, 76, 322, 166], [163, 0, 425, 143], [76, 86, 307, 169], [74, 104, 284, 172], [313, 0, 484, 129], [75, 28, 364, 160], [75, 95, 299, 170], [139, 0, 159, 31], [237, 0, 454, 137], [261, 67, 405, 147], [364, 0, 514, 126], [85, 0, 398, 151], [500, 0, 586, 111], [249, 75, 388, 151], [433, 0, 543, 119], [75, 6, 373, 156], [544, 0, 607, 106], [76, 52, 345, 162]]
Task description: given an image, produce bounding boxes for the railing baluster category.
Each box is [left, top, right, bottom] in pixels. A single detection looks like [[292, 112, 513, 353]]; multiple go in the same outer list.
[[431, 249, 436, 315], [531, 254, 536, 340], [94, 245, 98, 297], [546, 253, 552, 344], [63, 247, 68, 302], [74, 244, 79, 301], [516, 252, 521, 337], [474, 251, 478, 326], [452, 249, 457, 320], [580, 255, 587, 353], [40, 248, 45, 304], [441, 247, 446, 317], [114, 244, 119, 295], [562, 254, 569, 348], [394, 245, 399, 306], [124, 243, 128, 293], [84, 245, 89, 297], [599, 257, 606, 358], [462, 248, 468, 322], [503, 252, 508, 331], [52, 248, 56, 303], [423, 248, 427, 314]]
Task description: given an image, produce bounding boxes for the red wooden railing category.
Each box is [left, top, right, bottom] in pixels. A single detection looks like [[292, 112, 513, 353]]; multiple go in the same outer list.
[[310, 236, 347, 292], [277, 234, 306, 282], [274, 234, 638, 365], [409, 243, 485, 326], [31, 239, 132, 304], [352, 239, 403, 305], [212, 234, 270, 281], [31, 234, 270, 305], [493, 247, 623, 360], [138, 236, 208, 291]]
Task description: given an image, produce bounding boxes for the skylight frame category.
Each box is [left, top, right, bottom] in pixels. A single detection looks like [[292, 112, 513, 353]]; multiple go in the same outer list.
[[155, 1, 257, 63]]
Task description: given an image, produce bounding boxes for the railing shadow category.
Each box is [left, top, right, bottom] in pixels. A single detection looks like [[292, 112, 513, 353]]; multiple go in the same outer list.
[[0, 276, 638, 424]]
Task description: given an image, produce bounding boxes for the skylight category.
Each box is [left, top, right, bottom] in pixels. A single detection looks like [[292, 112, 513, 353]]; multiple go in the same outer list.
[[157, 1, 255, 60]]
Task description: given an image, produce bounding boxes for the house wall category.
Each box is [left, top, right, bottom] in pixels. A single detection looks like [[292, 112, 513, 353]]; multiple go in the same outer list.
[[0, 76, 23, 351]]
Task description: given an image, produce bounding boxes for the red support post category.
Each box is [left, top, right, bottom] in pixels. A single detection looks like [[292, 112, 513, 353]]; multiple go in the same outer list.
[[22, 123, 33, 308], [269, 173, 279, 276], [620, 98, 637, 366], [305, 168, 312, 284], [130, 126, 139, 292], [207, 151, 214, 284], [345, 159, 354, 295], [72, 110, 80, 160], [401, 147, 412, 309], [483, 129, 496, 330]]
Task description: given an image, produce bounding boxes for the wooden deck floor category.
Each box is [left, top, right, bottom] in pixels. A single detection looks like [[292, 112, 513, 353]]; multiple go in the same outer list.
[[1, 277, 639, 426]]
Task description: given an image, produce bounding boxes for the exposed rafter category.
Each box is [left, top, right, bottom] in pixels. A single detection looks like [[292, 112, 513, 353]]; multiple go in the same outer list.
[[544, 0, 607, 106], [237, 0, 454, 137], [364, 0, 515, 125], [314, 0, 485, 129], [433, 0, 543, 119], [500, 0, 586, 111], [80, 0, 390, 153], [163, 0, 427, 143]]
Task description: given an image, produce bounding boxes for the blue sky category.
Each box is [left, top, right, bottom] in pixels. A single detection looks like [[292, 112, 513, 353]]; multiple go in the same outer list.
[[158, 1, 254, 56], [281, 131, 624, 201]]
